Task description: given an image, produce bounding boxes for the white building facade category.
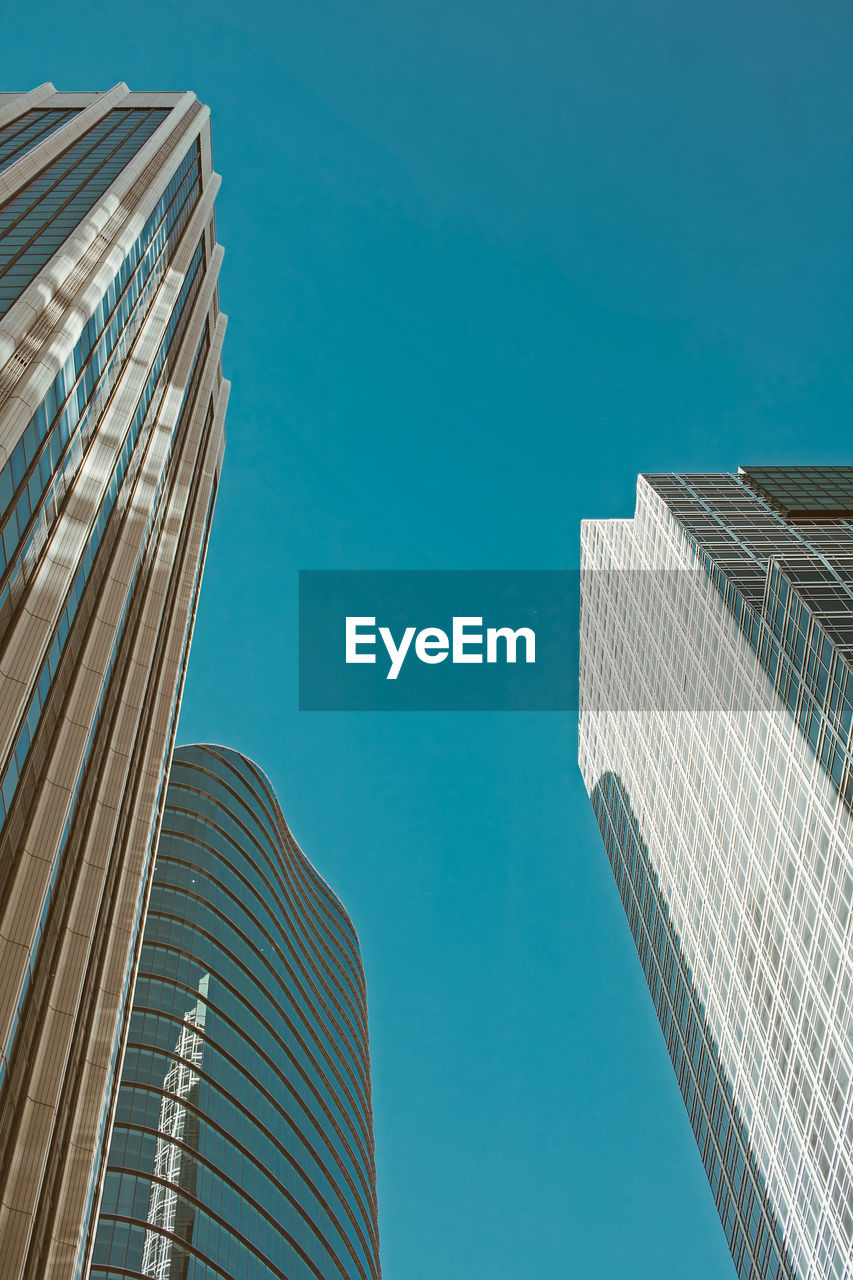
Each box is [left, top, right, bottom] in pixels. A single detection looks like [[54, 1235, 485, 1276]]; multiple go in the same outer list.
[[580, 468, 853, 1280]]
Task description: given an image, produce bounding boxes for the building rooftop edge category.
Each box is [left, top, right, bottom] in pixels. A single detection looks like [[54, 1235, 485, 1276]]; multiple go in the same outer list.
[[170, 741, 360, 933]]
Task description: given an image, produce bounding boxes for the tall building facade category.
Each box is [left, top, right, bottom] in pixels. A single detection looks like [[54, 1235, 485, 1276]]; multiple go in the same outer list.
[[91, 744, 381, 1280], [579, 467, 853, 1280], [0, 86, 228, 1278]]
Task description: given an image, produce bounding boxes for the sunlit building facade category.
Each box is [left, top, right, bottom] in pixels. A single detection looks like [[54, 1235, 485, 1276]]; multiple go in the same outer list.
[[580, 467, 853, 1280], [0, 85, 227, 1278], [91, 744, 381, 1280]]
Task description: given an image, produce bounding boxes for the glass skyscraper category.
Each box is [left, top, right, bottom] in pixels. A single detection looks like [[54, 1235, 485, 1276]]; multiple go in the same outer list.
[[91, 744, 381, 1280], [0, 85, 227, 1278], [579, 467, 853, 1280]]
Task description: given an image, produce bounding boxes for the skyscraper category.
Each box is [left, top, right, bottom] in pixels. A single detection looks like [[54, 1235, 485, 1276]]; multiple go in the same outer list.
[[579, 467, 853, 1280], [91, 744, 381, 1280], [0, 86, 227, 1278]]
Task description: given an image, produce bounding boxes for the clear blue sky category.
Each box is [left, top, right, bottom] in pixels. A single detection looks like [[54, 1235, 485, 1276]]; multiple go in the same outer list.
[[4, 3, 852, 1276]]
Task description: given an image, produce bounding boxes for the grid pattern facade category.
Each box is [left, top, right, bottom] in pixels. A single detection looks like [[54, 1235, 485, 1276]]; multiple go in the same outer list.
[[579, 468, 853, 1280], [0, 108, 81, 175], [592, 772, 793, 1278], [0, 86, 228, 1280], [741, 468, 853, 521], [0, 107, 170, 316], [92, 744, 381, 1280]]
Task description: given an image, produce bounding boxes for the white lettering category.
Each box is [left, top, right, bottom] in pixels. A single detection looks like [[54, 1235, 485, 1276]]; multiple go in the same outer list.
[[346, 616, 535, 677], [379, 626, 416, 680], [346, 617, 376, 663], [486, 626, 535, 663], [415, 628, 449, 664], [452, 616, 483, 663]]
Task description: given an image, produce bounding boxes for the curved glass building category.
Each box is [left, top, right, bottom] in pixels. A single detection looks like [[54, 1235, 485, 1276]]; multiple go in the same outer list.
[[91, 743, 380, 1280]]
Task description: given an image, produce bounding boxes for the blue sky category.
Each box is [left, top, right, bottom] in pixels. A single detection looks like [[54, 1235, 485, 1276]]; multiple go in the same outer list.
[[4, 2, 852, 1275]]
